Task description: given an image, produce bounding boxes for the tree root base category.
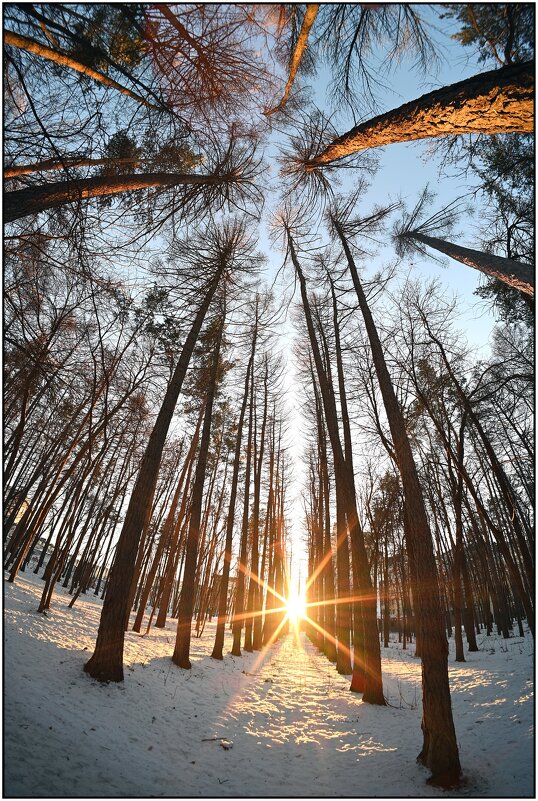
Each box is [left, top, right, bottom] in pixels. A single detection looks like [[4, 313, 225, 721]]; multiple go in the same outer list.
[[83, 658, 124, 683], [426, 769, 465, 790], [171, 655, 191, 669]]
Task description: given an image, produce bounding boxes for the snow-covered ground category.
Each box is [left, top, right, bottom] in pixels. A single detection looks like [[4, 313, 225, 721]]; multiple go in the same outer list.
[[4, 572, 534, 798]]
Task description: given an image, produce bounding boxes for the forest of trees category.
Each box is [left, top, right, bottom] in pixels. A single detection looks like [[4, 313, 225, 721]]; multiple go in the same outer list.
[[4, 3, 534, 789]]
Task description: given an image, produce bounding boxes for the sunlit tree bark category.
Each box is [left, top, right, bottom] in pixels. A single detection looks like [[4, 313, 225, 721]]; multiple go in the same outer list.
[[264, 4, 320, 116], [5, 171, 238, 223], [5, 156, 146, 179], [303, 61, 533, 168], [4, 30, 159, 108]]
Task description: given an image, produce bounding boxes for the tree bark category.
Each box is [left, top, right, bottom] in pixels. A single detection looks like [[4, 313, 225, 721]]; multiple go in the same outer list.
[[333, 217, 461, 786], [401, 230, 534, 296], [172, 316, 223, 669], [84, 268, 223, 682], [306, 61, 533, 167], [264, 4, 320, 116], [5, 171, 229, 223], [4, 30, 160, 109], [5, 155, 147, 179]]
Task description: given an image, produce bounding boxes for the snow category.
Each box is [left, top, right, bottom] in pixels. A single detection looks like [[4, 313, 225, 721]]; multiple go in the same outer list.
[[4, 572, 534, 798]]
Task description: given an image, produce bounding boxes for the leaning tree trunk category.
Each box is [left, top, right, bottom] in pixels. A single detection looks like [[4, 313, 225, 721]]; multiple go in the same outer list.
[[172, 317, 223, 669], [400, 230, 534, 297], [5, 171, 230, 223], [264, 4, 320, 116], [4, 155, 148, 179], [4, 30, 159, 109], [305, 61, 533, 168], [84, 268, 223, 683], [333, 217, 461, 787]]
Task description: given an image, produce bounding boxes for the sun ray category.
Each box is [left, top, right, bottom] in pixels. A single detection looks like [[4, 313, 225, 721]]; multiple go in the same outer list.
[[304, 613, 354, 666], [242, 612, 290, 677], [235, 559, 288, 606], [305, 592, 377, 610], [230, 604, 288, 625], [305, 526, 350, 592], [305, 612, 384, 684]]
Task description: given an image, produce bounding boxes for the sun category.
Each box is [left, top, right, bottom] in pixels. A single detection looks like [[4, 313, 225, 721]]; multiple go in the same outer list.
[[285, 589, 307, 625]]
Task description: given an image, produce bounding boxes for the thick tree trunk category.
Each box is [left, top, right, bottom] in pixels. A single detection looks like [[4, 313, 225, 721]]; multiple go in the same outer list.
[[401, 230, 534, 297], [5, 172, 227, 223], [84, 270, 222, 682], [333, 218, 461, 786], [306, 61, 533, 167]]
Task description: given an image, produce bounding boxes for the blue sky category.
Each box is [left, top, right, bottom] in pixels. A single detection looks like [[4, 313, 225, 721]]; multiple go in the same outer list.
[[253, 5, 502, 586]]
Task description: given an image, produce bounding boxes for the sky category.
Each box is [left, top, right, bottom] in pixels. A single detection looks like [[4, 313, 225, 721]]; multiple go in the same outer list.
[[252, 6, 499, 588], [12, 5, 501, 597]]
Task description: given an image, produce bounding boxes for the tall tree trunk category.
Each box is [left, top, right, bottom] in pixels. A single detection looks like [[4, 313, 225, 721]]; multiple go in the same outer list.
[[287, 228, 385, 705], [305, 61, 533, 167], [400, 230, 534, 296], [84, 268, 223, 682], [172, 315, 224, 669], [131, 446, 187, 633], [5, 155, 148, 179], [333, 217, 461, 786], [4, 30, 160, 109], [5, 172, 231, 223], [328, 274, 356, 674], [211, 333, 257, 659], [264, 4, 320, 116], [246, 358, 269, 651], [231, 358, 255, 656]]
